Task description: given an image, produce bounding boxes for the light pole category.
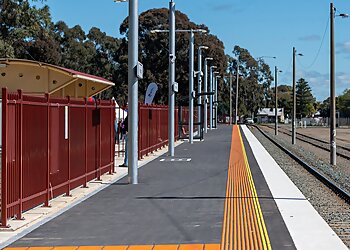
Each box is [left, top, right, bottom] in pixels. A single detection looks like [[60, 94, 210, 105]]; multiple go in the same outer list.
[[168, 0, 175, 156], [114, 0, 139, 184], [213, 71, 219, 128], [189, 30, 195, 143], [151, 28, 207, 144], [275, 66, 282, 136], [204, 57, 213, 133], [215, 75, 221, 128], [292, 47, 303, 145], [197, 46, 209, 134], [223, 74, 233, 125], [330, 3, 348, 165], [209, 66, 217, 129]]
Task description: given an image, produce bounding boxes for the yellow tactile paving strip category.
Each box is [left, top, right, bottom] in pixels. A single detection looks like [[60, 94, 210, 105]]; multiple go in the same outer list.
[[220, 125, 271, 250], [5, 126, 271, 250], [4, 244, 219, 250]]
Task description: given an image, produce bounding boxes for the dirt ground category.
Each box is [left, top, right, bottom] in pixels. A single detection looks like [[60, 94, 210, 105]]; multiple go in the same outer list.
[[277, 124, 350, 147]]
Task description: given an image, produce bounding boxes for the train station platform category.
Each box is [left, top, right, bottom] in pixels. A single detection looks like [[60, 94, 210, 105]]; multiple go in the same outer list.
[[3, 125, 348, 250]]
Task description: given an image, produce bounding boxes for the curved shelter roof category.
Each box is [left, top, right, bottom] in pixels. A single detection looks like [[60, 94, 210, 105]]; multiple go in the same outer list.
[[0, 58, 115, 97]]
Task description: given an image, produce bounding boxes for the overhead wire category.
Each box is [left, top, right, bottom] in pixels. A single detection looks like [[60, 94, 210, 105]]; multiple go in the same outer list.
[[297, 16, 330, 70]]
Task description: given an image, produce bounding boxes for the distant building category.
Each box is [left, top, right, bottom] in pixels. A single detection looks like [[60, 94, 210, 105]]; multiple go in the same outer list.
[[256, 108, 284, 123]]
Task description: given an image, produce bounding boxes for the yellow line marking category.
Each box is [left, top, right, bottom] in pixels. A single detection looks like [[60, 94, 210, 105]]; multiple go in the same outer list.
[[220, 125, 271, 250], [238, 127, 272, 250]]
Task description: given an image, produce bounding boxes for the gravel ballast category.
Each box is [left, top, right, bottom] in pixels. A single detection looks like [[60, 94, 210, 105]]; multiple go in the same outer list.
[[249, 126, 350, 248]]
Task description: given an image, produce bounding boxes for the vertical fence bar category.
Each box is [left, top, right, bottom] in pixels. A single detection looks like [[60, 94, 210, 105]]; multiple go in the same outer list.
[[1, 88, 8, 227], [83, 98, 88, 187], [97, 99, 101, 181], [17, 89, 23, 219], [44, 93, 50, 207], [138, 104, 141, 160], [66, 96, 71, 196], [110, 100, 114, 174]]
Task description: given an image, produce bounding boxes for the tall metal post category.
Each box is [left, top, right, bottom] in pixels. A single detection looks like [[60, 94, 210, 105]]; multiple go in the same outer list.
[[215, 76, 219, 128], [204, 59, 210, 133], [197, 48, 202, 132], [229, 73, 232, 125], [168, 0, 175, 156], [128, 0, 138, 184], [292, 47, 296, 145], [209, 66, 215, 130], [235, 60, 239, 125], [330, 2, 336, 165], [275, 66, 278, 135], [189, 30, 194, 143]]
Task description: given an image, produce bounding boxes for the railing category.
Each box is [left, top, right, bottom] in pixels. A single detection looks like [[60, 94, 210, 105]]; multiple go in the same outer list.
[[1, 88, 115, 227], [138, 104, 179, 159]]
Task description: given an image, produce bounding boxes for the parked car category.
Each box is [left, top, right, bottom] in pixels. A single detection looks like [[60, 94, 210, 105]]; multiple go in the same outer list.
[[245, 118, 254, 124]]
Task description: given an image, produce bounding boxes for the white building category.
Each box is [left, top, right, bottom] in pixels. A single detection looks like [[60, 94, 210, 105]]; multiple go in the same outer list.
[[256, 108, 284, 123]]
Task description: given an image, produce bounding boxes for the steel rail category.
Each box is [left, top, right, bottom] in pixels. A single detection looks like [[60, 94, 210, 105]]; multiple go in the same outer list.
[[260, 124, 350, 160], [250, 125, 350, 205]]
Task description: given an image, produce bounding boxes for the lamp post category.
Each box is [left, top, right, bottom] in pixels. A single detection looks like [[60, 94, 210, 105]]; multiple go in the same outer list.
[[150, 28, 207, 144], [209, 66, 217, 129], [275, 66, 282, 136], [204, 57, 213, 133], [168, 0, 176, 156], [215, 75, 221, 128], [330, 3, 348, 165], [292, 47, 303, 145], [114, 0, 139, 184], [197, 46, 209, 134], [213, 71, 219, 128]]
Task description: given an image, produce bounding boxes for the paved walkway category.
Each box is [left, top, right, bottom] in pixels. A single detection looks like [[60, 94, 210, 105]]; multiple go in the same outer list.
[[4, 125, 347, 249], [8, 126, 232, 247]]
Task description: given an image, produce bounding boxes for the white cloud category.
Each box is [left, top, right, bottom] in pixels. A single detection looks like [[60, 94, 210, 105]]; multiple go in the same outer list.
[[337, 41, 350, 54]]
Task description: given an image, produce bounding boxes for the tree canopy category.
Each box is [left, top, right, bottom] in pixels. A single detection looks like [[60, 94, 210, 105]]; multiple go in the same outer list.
[[296, 78, 315, 118], [114, 8, 227, 106]]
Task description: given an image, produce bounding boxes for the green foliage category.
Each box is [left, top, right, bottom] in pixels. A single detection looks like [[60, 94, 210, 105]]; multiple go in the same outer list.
[[296, 78, 315, 118], [277, 85, 292, 118], [337, 89, 350, 117], [228, 46, 273, 118]]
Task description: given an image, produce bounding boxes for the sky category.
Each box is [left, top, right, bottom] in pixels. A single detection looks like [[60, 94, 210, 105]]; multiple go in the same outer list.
[[33, 0, 350, 101]]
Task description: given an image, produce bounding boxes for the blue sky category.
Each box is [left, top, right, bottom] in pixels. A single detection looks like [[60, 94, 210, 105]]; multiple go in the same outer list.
[[33, 0, 350, 101]]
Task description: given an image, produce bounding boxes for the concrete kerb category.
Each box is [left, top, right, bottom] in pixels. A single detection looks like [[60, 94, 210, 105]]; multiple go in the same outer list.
[[0, 140, 184, 249]]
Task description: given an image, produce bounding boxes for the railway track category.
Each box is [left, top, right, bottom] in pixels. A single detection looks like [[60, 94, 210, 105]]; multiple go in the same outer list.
[[249, 125, 350, 247], [250, 125, 350, 205], [260, 124, 350, 161]]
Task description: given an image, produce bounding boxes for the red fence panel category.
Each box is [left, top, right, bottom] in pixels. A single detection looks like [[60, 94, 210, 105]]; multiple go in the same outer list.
[[138, 104, 179, 159], [1, 89, 115, 227]]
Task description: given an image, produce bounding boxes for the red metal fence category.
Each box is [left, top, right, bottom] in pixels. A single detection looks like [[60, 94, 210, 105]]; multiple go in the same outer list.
[[138, 104, 179, 159], [1, 88, 115, 227]]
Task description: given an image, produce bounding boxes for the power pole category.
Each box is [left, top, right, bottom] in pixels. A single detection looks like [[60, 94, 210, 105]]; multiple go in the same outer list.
[[275, 66, 278, 135], [330, 2, 336, 165], [292, 47, 296, 145]]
